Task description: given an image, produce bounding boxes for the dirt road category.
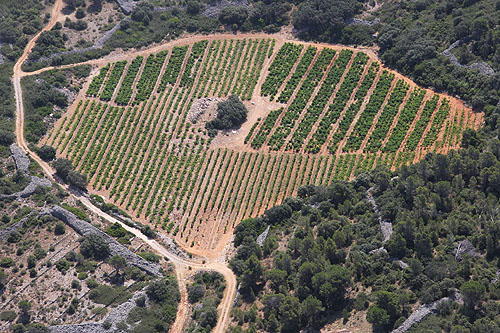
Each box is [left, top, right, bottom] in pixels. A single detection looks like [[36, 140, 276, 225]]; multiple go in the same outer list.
[[12, 1, 236, 332]]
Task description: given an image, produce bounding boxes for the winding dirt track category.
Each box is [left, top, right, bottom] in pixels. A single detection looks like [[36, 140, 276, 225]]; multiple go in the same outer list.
[[12, 1, 236, 332]]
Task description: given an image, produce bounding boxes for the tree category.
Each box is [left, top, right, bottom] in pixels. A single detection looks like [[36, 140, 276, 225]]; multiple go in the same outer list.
[[292, 0, 361, 42], [0, 130, 14, 146], [279, 296, 300, 332], [146, 277, 180, 304], [461, 280, 485, 309], [186, 1, 200, 15], [63, 0, 85, 9], [218, 6, 248, 28], [198, 306, 218, 328], [387, 233, 407, 258], [37, 145, 56, 161], [206, 95, 248, 133], [366, 305, 390, 326], [300, 295, 324, 328], [79, 234, 110, 260], [54, 221, 66, 235], [53, 158, 73, 180], [267, 269, 287, 293], [67, 170, 87, 190], [188, 283, 206, 303], [109, 255, 126, 276], [461, 129, 482, 148]]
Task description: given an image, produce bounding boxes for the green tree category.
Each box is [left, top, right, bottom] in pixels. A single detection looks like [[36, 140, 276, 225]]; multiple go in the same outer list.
[[109, 255, 126, 277], [54, 221, 66, 235], [79, 234, 110, 260], [366, 305, 390, 326], [206, 95, 248, 133], [461, 280, 485, 309], [279, 296, 300, 333], [53, 158, 73, 180], [387, 233, 407, 258], [300, 295, 324, 328]]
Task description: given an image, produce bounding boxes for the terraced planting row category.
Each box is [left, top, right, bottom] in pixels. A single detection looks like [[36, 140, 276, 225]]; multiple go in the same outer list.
[[254, 42, 478, 160], [45, 38, 481, 253]]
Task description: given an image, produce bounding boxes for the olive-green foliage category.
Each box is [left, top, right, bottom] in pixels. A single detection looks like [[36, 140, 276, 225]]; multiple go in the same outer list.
[[231, 140, 500, 331]]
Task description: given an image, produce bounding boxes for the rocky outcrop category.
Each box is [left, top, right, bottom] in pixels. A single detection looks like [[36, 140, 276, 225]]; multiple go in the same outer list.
[[188, 97, 223, 123], [10, 144, 30, 173], [442, 40, 495, 76], [28, 17, 130, 64], [50, 287, 149, 332], [49, 323, 106, 333], [347, 17, 380, 26], [392, 291, 462, 333], [101, 288, 148, 329], [0, 215, 33, 241], [19, 176, 52, 197], [366, 187, 393, 243], [202, 0, 250, 18], [455, 239, 480, 261], [256, 225, 270, 246], [116, 0, 136, 14], [41, 206, 162, 276], [155, 232, 188, 259], [0, 144, 52, 200]]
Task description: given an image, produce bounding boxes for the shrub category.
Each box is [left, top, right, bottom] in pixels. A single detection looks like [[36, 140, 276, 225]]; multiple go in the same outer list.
[[79, 234, 110, 260], [0, 130, 14, 146], [206, 95, 248, 133], [55, 259, 71, 273], [0, 258, 14, 268], [54, 221, 66, 235], [0, 310, 17, 322], [86, 278, 98, 289], [37, 145, 56, 161], [188, 283, 206, 303], [138, 252, 160, 263]]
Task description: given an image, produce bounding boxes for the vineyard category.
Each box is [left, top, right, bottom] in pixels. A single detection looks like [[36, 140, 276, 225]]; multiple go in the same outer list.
[[42, 36, 482, 256]]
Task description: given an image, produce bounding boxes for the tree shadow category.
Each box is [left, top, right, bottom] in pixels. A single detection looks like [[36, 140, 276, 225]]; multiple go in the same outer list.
[[62, 6, 75, 15]]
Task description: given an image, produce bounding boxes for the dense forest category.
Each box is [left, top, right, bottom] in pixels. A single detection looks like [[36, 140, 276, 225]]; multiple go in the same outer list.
[[230, 131, 500, 332]]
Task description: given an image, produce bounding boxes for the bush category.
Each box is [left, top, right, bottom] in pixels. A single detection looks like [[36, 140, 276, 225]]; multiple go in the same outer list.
[[7, 231, 21, 243], [55, 259, 71, 273], [71, 279, 81, 290], [75, 8, 85, 19], [206, 95, 247, 133], [86, 278, 98, 289], [67, 170, 87, 190], [138, 252, 160, 263], [53, 158, 73, 180], [135, 295, 146, 307], [188, 283, 206, 303], [54, 221, 66, 235], [79, 234, 110, 260], [0, 130, 14, 146], [0, 257, 14, 268], [0, 310, 16, 322], [89, 285, 131, 306], [37, 145, 56, 161]]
